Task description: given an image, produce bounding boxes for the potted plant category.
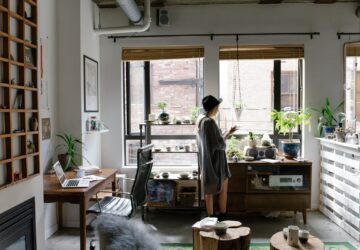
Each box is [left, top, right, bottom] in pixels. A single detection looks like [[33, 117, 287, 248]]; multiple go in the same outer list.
[[158, 102, 170, 124], [248, 131, 257, 148], [190, 106, 201, 124], [312, 97, 344, 137], [271, 109, 311, 159], [226, 136, 243, 161], [56, 132, 83, 171], [234, 102, 244, 121]]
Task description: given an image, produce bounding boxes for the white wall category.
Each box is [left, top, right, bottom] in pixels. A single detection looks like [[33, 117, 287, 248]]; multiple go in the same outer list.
[[99, 3, 360, 209], [0, 0, 58, 247]]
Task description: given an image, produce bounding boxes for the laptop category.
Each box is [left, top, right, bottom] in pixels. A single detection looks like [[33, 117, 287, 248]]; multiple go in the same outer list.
[[53, 162, 90, 188]]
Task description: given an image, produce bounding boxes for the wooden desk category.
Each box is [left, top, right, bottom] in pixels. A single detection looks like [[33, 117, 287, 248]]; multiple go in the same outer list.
[[43, 168, 117, 250]]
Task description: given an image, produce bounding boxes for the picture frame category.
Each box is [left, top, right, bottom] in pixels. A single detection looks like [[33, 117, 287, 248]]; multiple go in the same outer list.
[[84, 55, 99, 112], [41, 118, 51, 140]]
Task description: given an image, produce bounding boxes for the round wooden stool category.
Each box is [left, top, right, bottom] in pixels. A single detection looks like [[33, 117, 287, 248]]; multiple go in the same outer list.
[[270, 231, 324, 250], [199, 222, 251, 250]]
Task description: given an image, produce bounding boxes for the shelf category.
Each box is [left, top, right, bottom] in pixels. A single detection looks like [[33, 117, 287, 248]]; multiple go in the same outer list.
[[27, 131, 38, 135], [13, 155, 27, 161], [27, 152, 39, 157], [0, 31, 8, 38], [85, 129, 110, 134], [10, 84, 38, 91], [24, 41, 37, 49], [10, 60, 24, 67], [0, 5, 8, 12], [12, 132, 26, 137], [153, 150, 198, 154], [0, 133, 10, 138], [0, 158, 11, 164], [9, 35, 24, 44], [0, 109, 10, 112], [9, 10, 24, 21], [11, 109, 38, 113], [0, 173, 40, 191], [24, 18, 37, 28], [25, 0, 37, 6], [0, 57, 8, 63], [141, 122, 195, 126], [25, 64, 37, 70], [0, 83, 10, 87]]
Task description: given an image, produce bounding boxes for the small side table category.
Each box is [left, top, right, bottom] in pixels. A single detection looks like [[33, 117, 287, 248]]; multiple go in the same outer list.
[[192, 220, 250, 250], [270, 231, 324, 250]]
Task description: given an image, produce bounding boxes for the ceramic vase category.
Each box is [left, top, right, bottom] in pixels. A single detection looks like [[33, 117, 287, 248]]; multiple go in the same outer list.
[[30, 117, 38, 131]]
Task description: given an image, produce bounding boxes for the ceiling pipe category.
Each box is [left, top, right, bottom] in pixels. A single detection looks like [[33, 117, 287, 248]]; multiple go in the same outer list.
[[94, 0, 151, 36]]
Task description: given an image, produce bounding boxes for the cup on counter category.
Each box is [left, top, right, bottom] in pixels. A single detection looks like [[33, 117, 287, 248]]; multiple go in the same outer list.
[[77, 169, 85, 178], [184, 145, 190, 152], [166, 146, 172, 152], [148, 113, 156, 122]]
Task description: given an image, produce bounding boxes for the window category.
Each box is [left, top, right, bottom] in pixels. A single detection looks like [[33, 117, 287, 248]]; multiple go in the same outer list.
[[219, 45, 303, 143], [123, 47, 204, 165]]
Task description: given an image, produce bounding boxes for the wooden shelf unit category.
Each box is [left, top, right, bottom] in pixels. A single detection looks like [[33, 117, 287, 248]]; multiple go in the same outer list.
[[0, 0, 39, 190]]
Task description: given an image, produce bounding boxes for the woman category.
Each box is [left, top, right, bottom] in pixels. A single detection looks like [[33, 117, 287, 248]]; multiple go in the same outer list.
[[196, 95, 237, 220]]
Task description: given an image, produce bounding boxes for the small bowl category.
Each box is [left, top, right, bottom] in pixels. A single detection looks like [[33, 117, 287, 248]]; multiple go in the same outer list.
[[214, 222, 228, 236], [162, 172, 169, 178], [179, 172, 189, 178], [299, 229, 309, 243]]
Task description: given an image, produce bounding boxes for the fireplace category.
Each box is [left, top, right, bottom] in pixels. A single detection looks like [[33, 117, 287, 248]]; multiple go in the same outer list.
[[0, 197, 36, 250]]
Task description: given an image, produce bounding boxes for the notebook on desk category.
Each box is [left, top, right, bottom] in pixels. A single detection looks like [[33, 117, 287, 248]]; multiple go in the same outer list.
[[53, 162, 90, 188]]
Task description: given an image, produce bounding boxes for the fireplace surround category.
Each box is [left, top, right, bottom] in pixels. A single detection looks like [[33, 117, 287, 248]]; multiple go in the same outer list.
[[0, 197, 36, 250]]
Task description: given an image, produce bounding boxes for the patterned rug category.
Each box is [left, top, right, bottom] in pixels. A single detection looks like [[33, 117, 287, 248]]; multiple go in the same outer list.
[[160, 242, 357, 250]]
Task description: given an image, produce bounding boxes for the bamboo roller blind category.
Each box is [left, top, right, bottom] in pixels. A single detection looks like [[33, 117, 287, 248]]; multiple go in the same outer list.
[[122, 46, 204, 61], [346, 43, 360, 57], [219, 45, 304, 60]]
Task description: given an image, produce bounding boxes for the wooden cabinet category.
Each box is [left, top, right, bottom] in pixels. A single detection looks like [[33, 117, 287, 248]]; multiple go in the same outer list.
[[227, 160, 312, 223], [0, 0, 39, 190]]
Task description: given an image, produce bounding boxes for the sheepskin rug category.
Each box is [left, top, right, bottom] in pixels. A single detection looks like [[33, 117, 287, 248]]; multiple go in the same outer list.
[[95, 214, 161, 250]]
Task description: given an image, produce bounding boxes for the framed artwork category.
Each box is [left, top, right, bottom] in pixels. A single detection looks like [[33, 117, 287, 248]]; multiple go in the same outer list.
[[84, 55, 99, 112], [41, 118, 51, 140]]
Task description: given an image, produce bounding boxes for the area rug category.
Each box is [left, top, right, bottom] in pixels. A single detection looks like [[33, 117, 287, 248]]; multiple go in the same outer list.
[[160, 242, 357, 250]]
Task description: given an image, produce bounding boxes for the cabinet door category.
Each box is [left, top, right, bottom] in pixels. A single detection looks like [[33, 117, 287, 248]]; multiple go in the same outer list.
[[227, 193, 246, 211], [228, 163, 247, 192]]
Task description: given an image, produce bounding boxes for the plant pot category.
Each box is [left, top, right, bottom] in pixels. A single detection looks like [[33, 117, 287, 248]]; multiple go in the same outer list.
[[249, 140, 257, 148], [234, 108, 243, 121], [322, 126, 335, 137], [158, 111, 169, 123], [335, 130, 346, 142], [280, 141, 300, 159], [58, 154, 72, 171]]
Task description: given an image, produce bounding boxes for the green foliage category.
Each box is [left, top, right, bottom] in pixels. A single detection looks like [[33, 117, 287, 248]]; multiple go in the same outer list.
[[248, 131, 255, 141], [56, 132, 83, 170], [312, 97, 344, 136], [226, 136, 244, 159], [234, 102, 244, 109], [158, 102, 167, 112], [190, 106, 201, 119], [271, 109, 311, 142]]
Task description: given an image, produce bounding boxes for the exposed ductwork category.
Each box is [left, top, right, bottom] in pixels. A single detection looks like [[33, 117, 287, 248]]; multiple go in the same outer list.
[[94, 0, 151, 35]]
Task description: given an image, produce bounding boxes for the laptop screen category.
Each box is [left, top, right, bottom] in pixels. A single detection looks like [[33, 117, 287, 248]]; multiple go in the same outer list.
[[54, 162, 66, 185]]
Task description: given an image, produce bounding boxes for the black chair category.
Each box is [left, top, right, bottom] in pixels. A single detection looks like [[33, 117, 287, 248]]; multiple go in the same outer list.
[[87, 144, 154, 220]]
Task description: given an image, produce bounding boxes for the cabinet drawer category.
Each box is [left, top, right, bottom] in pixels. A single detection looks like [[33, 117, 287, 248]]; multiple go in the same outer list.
[[246, 194, 310, 210], [228, 164, 247, 192], [227, 193, 246, 211]]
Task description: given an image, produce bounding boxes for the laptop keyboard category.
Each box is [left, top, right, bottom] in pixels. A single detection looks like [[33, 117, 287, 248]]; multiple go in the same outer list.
[[66, 180, 80, 187]]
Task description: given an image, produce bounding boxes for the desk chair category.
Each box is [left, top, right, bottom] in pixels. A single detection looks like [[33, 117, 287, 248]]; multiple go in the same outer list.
[[87, 144, 154, 220]]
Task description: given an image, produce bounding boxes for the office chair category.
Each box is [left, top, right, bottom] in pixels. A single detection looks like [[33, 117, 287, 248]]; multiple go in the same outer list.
[[86, 144, 154, 220]]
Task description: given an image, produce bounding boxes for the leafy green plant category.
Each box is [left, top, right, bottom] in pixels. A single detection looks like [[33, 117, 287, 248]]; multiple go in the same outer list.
[[234, 102, 244, 109], [248, 131, 256, 141], [190, 106, 201, 120], [226, 136, 243, 159], [312, 97, 344, 136], [56, 132, 83, 170], [158, 102, 167, 112], [271, 109, 311, 142]]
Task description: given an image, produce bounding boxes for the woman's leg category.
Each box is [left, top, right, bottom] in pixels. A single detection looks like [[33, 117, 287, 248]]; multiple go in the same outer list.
[[218, 178, 228, 214], [205, 194, 214, 216]]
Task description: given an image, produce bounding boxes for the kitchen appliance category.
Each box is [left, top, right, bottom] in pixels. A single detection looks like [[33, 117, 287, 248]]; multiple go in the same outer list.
[[269, 175, 303, 187]]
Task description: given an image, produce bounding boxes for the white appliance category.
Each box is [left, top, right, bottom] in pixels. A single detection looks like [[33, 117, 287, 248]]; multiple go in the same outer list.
[[269, 175, 303, 187]]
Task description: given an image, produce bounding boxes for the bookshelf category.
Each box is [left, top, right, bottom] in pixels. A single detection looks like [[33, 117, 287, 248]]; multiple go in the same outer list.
[[0, 0, 39, 190]]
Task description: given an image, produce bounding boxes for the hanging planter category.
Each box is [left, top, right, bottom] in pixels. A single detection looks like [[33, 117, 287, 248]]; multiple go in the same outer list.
[[234, 102, 244, 121]]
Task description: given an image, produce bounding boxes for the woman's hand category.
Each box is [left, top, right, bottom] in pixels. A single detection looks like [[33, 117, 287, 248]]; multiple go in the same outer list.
[[223, 125, 238, 139]]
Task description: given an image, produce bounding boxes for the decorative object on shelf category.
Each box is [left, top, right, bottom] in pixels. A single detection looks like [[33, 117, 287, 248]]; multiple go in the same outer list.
[[24, 48, 34, 65], [29, 116, 38, 131], [181, 117, 191, 124], [335, 127, 346, 142], [9, 54, 14, 61], [84, 55, 99, 112], [226, 136, 243, 160], [27, 140, 36, 154], [12, 90, 23, 109], [345, 129, 358, 145], [148, 113, 157, 122], [287, 225, 299, 247], [10, 78, 15, 85], [184, 145, 190, 152], [190, 106, 201, 124], [312, 97, 344, 137], [261, 133, 272, 147], [27, 81, 35, 88], [272, 108, 311, 159], [13, 129, 24, 133], [13, 171, 22, 181], [41, 118, 51, 140], [157, 102, 169, 123], [161, 172, 169, 178], [56, 132, 83, 171]]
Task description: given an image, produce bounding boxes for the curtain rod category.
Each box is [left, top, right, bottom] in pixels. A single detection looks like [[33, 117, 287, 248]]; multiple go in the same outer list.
[[108, 32, 320, 43], [337, 32, 360, 39]]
